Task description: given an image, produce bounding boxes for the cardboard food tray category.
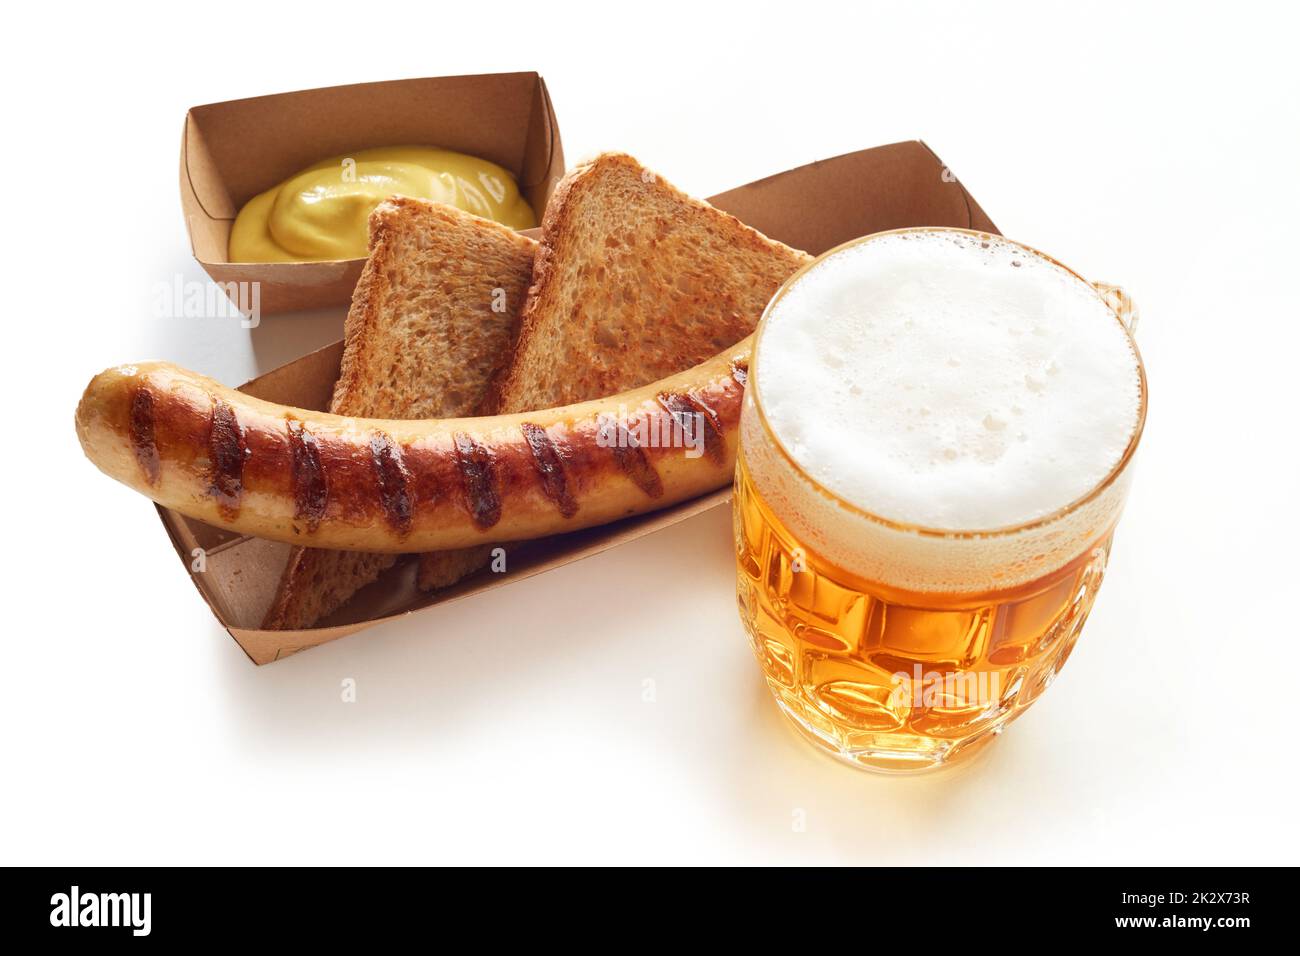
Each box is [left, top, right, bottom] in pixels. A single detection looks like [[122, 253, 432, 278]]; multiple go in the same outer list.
[[180, 72, 563, 314], [161, 140, 999, 664]]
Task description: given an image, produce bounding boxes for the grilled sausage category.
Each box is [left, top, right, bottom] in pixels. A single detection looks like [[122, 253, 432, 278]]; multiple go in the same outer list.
[[75, 339, 751, 551]]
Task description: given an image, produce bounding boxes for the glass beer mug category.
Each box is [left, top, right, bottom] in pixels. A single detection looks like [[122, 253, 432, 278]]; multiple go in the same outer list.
[[734, 228, 1146, 772]]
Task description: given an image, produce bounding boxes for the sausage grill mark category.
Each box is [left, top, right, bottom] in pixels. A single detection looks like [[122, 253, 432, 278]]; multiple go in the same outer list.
[[368, 432, 413, 534], [128, 386, 160, 486], [453, 432, 502, 529], [286, 419, 328, 531], [86, 348, 752, 548], [610, 426, 664, 499], [520, 422, 578, 518], [657, 390, 726, 465], [207, 397, 246, 519]]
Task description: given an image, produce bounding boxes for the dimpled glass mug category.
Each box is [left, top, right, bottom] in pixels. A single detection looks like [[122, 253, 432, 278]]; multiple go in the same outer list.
[[733, 228, 1146, 772]]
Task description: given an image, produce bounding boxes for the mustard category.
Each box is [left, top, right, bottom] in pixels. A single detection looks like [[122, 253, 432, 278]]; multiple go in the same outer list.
[[229, 146, 536, 262]]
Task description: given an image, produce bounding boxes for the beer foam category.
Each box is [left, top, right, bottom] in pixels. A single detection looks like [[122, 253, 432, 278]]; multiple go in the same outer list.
[[744, 230, 1143, 593]]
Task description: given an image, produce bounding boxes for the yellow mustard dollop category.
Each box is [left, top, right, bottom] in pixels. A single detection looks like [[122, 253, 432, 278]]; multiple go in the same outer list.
[[229, 146, 536, 262]]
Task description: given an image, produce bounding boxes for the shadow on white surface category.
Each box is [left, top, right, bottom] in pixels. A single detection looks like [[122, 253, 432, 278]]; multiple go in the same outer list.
[[197, 504, 1163, 862]]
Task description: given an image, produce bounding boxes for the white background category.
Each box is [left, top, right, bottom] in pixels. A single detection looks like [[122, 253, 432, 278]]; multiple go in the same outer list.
[[3, 1, 1296, 865]]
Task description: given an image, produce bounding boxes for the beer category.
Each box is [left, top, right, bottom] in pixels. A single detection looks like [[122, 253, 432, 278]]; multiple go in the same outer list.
[[734, 229, 1146, 772]]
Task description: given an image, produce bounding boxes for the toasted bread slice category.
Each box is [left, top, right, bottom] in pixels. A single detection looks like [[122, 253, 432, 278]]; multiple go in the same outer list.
[[416, 153, 810, 589], [262, 197, 536, 630], [489, 152, 812, 409]]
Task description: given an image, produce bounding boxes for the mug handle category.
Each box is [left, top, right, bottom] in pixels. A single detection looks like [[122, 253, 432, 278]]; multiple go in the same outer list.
[[1092, 282, 1139, 336]]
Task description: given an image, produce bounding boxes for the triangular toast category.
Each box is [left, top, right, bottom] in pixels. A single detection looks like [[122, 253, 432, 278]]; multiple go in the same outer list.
[[262, 197, 536, 630], [415, 152, 810, 589], [488, 152, 811, 408]]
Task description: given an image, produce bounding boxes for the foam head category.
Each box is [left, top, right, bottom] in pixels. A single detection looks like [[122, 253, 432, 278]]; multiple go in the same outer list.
[[743, 229, 1144, 593]]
